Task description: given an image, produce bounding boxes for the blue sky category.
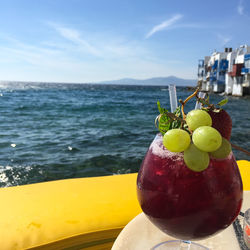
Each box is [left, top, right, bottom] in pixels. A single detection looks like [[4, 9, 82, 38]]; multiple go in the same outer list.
[[0, 0, 250, 83]]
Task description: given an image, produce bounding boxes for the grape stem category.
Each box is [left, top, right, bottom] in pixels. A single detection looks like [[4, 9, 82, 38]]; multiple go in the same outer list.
[[180, 88, 200, 119], [231, 143, 250, 156]]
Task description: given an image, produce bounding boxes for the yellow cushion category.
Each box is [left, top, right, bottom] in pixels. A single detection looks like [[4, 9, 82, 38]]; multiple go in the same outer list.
[[0, 174, 141, 249], [237, 160, 250, 190]]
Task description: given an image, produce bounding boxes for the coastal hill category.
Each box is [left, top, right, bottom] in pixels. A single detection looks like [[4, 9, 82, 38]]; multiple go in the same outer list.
[[0, 76, 197, 87], [98, 76, 197, 86]]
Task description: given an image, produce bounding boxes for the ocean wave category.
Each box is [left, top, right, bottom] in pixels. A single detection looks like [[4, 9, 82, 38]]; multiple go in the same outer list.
[[0, 154, 142, 187]]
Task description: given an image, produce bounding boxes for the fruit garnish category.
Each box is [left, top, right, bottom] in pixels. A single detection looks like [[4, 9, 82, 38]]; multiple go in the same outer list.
[[210, 137, 232, 159], [217, 98, 228, 107], [186, 109, 212, 131], [194, 93, 232, 140], [207, 109, 232, 140], [155, 87, 250, 171], [184, 143, 209, 172], [163, 129, 191, 152], [192, 126, 222, 152], [156, 101, 184, 135]]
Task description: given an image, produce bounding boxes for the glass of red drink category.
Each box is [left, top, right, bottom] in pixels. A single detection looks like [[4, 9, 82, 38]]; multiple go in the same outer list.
[[137, 134, 243, 248]]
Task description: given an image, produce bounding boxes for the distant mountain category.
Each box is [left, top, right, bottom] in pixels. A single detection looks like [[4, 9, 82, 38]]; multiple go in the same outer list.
[[0, 76, 197, 87], [98, 76, 197, 86]]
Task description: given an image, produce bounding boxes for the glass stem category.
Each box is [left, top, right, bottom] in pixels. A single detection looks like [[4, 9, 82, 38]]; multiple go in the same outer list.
[[180, 240, 192, 250]]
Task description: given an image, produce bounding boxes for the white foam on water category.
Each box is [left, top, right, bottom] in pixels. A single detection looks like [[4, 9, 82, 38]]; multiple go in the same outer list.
[[114, 168, 131, 175], [0, 172, 9, 183], [0, 165, 37, 187]]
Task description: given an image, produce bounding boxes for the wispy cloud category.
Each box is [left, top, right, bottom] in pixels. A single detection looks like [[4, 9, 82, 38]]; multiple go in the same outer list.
[[0, 20, 197, 82], [217, 34, 232, 46], [45, 22, 157, 60], [47, 22, 101, 56], [145, 14, 183, 39], [0, 26, 170, 82], [238, 0, 244, 15], [0, 38, 180, 82], [46, 22, 150, 59]]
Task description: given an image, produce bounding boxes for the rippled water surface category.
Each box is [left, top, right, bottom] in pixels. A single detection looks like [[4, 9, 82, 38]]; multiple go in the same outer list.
[[0, 82, 249, 187]]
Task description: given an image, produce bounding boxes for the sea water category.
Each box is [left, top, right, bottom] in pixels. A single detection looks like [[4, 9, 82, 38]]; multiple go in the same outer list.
[[0, 82, 249, 187]]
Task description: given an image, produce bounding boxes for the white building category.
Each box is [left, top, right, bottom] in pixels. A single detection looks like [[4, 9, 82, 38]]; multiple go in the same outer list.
[[231, 45, 250, 96], [240, 52, 250, 95], [225, 48, 238, 95], [212, 51, 228, 93], [198, 45, 250, 96], [206, 52, 217, 92], [198, 56, 210, 91]]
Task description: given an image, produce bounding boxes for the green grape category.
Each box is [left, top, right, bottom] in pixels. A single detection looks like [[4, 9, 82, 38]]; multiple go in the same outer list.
[[184, 144, 210, 171], [184, 144, 210, 172], [210, 137, 232, 159], [186, 109, 212, 131], [192, 126, 222, 152], [163, 129, 191, 152]]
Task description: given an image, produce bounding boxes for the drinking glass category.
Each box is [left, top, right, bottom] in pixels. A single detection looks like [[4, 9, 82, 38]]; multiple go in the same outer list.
[[137, 134, 243, 249]]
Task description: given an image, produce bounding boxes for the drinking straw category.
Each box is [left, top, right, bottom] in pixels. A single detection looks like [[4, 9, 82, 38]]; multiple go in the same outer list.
[[168, 84, 178, 113], [195, 92, 206, 110]]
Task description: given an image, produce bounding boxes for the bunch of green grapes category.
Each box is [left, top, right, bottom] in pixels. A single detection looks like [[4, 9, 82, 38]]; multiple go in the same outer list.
[[163, 109, 231, 172]]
